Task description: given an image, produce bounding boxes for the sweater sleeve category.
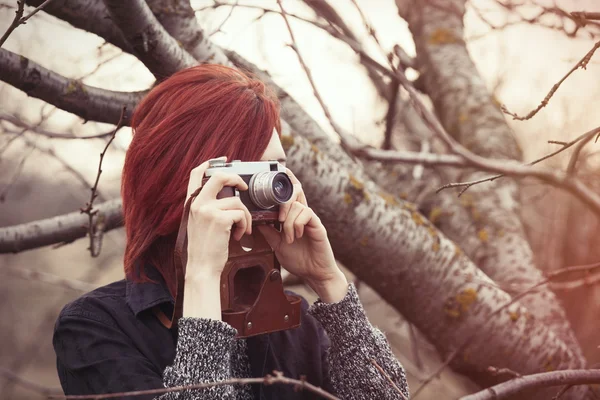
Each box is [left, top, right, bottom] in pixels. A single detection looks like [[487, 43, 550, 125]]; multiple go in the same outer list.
[[308, 284, 410, 399], [159, 318, 252, 400]]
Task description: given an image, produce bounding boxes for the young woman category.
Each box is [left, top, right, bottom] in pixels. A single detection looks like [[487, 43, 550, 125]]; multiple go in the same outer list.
[[52, 64, 410, 400]]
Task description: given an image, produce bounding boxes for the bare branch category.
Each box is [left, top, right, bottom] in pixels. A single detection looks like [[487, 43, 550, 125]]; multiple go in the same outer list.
[[102, 0, 196, 78], [370, 359, 409, 400], [0, 49, 142, 124], [437, 126, 600, 195], [302, 0, 390, 99], [412, 260, 600, 398], [44, 370, 339, 400], [0, 198, 122, 253], [501, 40, 600, 121], [277, 0, 347, 143], [208, 0, 239, 36], [0, 113, 122, 139], [80, 106, 125, 257], [147, 0, 230, 64], [0, 0, 24, 47], [1, 127, 105, 201], [0, 0, 55, 46], [460, 369, 600, 400]]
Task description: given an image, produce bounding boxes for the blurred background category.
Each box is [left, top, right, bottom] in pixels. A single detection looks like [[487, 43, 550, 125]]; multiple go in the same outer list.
[[1, 0, 599, 398]]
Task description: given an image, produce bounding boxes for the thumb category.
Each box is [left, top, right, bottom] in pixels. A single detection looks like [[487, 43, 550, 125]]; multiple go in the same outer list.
[[257, 225, 283, 251]]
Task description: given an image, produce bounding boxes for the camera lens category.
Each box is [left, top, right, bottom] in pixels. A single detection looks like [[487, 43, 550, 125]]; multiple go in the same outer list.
[[248, 171, 293, 209], [272, 174, 293, 202]]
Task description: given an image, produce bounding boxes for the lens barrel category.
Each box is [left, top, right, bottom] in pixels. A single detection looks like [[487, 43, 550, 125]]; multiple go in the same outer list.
[[248, 171, 293, 209]]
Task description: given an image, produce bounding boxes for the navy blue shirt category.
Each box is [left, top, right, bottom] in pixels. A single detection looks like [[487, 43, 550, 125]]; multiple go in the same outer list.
[[53, 265, 332, 399]]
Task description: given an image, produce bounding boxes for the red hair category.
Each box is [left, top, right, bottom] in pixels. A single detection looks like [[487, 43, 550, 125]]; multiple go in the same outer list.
[[122, 64, 281, 296]]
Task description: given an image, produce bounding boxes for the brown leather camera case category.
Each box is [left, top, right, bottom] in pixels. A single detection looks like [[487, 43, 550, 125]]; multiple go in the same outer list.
[[156, 186, 302, 338]]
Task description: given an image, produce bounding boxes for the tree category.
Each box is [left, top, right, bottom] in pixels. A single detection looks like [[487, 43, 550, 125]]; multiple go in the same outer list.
[[1, 0, 600, 398]]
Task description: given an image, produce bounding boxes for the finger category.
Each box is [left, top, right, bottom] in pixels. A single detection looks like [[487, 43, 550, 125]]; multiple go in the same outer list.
[[293, 207, 313, 239], [279, 169, 307, 222], [283, 201, 304, 244], [199, 171, 248, 202], [279, 182, 304, 222], [186, 159, 215, 204], [219, 209, 247, 241], [215, 197, 253, 236], [285, 168, 308, 204]]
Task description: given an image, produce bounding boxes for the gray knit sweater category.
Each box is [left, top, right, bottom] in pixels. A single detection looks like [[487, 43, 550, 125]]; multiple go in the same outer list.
[[160, 284, 409, 399]]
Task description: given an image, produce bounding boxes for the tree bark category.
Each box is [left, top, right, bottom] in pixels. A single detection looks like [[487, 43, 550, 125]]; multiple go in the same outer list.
[[0, 1, 590, 396], [0, 199, 122, 253], [0, 49, 142, 124], [398, 0, 586, 373], [146, 0, 230, 65], [102, 0, 197, 79]]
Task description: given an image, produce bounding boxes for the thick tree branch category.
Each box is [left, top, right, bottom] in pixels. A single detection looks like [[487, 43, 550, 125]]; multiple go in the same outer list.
[[461, 369, 600, 400], [0, 49, 141, 124], [102, 0, 196, 78], [398, 2, 588, 385], [147, 0, 231, 65], [0, 198, 122, 253]]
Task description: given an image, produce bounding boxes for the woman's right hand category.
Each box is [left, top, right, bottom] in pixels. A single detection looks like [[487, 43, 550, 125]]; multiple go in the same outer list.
[[182, 158, 253, 321], [185, 157, 253, 281]]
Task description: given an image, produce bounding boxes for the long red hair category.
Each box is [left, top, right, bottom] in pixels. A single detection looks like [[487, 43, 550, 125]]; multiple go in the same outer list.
[[122, 64, 281, 296]]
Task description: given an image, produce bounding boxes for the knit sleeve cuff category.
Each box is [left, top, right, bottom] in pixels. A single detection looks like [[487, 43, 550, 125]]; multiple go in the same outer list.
[[165, 318, 237, 386], [307, 283, 371, 344]]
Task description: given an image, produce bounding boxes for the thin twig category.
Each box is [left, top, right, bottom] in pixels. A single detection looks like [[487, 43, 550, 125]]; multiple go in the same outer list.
[[76, 50, 123, 81], [80, 106, 126, 257], [370, 359, 409, 400], [0, 0, 24, 48], [349, 0, 383, 49], [0, 114, 122, 140], [20, 0, 55, 23], [501, 40, 600, 120], [4, 128, 105, 201], [552, 384, 574, 399], [197, 2, 333, 36], [566, 127, 597, 174], [436, 125, 600, 196], [276, 0, 346, 141], [209, 0, 239, 36], [46, 370, 339, 400], [286, 9, 600, 215], [487, 366, 522, 378], [0, 0, 56, 47], [412, 261, 600, 398]]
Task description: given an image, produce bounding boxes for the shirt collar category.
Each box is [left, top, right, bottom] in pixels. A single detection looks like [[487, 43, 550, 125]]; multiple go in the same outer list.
[[126, 262, 174, 316]]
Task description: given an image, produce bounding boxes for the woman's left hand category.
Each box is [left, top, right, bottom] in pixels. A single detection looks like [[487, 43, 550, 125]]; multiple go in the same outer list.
[[257, 169, 348, 303]]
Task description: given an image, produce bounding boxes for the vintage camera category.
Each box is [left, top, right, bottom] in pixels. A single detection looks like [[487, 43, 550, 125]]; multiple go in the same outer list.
[[203, 158, 301, 338], [204, 158, 294, 222]]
